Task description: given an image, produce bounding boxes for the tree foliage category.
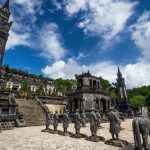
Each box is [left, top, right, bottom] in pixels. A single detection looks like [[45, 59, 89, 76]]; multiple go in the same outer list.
[[54, 78, 77, 93], [130, 95, 146, 108], [38, 85, 45, 96], [20, 79, 31, 97]]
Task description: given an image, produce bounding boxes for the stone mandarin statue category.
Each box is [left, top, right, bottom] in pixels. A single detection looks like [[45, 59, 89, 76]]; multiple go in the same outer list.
[[89, 108, 98, 137], [45, 112, 53, 130], [95, 109, 102, 128], [53, 110, 59, 132], [80, 110, 86, 127], [74, 109, 81, 135], [108, 108, 121, 140], [63, 110, 69, 135]]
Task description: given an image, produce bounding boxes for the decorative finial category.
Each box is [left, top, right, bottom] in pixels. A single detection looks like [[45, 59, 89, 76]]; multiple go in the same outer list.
[[117, 67, 122, 77], [2, 0, 10, 11]]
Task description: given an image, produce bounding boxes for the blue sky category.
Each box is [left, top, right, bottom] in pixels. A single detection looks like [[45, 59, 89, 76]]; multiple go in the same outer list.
[[0, 0, 150, 88]]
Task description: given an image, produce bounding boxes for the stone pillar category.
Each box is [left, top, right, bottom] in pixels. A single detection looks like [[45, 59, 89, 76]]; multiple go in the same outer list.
[[72, 100, 75, 113], [105, 100, 108, 112]]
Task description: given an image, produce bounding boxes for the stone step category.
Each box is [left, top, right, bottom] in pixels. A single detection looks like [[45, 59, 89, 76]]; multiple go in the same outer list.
[[16, 99, 46, 126]]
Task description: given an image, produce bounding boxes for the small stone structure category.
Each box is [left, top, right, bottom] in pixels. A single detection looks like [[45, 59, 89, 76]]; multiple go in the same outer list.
[[68, 71, 110, 114], [38, 96, 67, 115], [0, 92, 17, 130], [117, 68, 132, 115]]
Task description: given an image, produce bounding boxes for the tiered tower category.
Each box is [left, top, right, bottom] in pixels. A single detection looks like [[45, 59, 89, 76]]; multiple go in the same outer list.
[[0, 0, 12, 67], [117, 67, 132, 113]]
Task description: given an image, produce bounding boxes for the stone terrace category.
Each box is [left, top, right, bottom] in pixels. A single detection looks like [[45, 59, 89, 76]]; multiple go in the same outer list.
[[0, 119, 148, 150]]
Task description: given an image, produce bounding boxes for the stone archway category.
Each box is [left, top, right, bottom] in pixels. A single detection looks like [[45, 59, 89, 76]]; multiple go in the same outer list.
[[95, 98, 100, 110], [93, 80, 97, 88], [73, 98, 79, 112], [101, 98, 107, 112]]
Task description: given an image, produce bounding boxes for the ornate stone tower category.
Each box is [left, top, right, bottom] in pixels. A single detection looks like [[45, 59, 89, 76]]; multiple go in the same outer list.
[[0, 0, 12, 67], [117, 67, 132, 113], [68, 71, 110, 114]]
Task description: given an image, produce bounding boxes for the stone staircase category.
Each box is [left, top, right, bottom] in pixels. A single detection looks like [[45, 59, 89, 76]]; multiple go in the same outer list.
[[15, 99, 46, 126]]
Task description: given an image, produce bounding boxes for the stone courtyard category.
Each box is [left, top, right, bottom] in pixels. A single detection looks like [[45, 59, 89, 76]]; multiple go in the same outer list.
[[1, 119, 147, 150]]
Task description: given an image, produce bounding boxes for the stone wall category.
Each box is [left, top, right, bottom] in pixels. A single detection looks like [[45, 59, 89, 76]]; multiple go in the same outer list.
[[46, 104, 66, 115]]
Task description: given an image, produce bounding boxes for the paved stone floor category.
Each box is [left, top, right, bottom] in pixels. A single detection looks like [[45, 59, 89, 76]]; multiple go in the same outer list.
[[0, 119, 148, 150]]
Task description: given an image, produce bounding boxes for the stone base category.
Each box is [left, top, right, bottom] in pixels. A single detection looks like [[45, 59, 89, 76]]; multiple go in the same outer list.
[[86, 136, 105, 142], [70, 134, 83, 138], [58, 131, 69, 136], [41, 128, 50, 132], [53, 130, 58, 134], [70, 133, 88, 139], [122, 144, 150, 150], [105, 139, 129, 148]]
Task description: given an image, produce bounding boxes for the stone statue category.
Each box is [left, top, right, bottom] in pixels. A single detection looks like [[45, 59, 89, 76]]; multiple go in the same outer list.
[[89, 108, 97, 136], [45, 112, 53, 130], [80, 110, 86, 127], [0, 107, 1, 133], [74, 109, 81, 135], [0, 115, 1, 133], [53, 110, 59, 132], [95, 109, 102, 128], [63, 110, 69, 135], [132, 111, 150, 150], [108, 108, 121, 139], [142, 107, 148, 118]]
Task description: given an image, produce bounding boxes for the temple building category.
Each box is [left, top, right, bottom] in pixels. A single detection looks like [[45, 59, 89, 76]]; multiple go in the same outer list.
[[0, 66, 55, 95], [0, 0, 12, 67], [68, 71, 110, 114], [117, 67, 132, 114]]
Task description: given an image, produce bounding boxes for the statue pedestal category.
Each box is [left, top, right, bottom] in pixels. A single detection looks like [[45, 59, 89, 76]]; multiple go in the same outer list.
[[122, 144, 150, 150], [86, 136, 105, 142], [70, 133, 83, 138], [105, 139, 129, 148], [53, 130, 58, 134]]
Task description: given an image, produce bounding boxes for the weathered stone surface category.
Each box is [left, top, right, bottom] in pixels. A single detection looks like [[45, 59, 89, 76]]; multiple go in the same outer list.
[[1, 119, 150, 150], [105, 139, 129, 148], [86, 136, 105, 142]]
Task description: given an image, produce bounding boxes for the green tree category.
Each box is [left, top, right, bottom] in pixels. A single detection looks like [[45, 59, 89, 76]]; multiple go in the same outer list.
[[99, 77, 113, 91], [145, 92, 150, 109], [110, 91, 120, 105], [54, 78, 76, 94], [38, 85, 45, 96], [130, 95, 146, 108], [20, 79, 31, 98]]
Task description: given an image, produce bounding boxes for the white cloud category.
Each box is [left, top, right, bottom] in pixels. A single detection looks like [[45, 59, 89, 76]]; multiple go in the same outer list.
[[38, 23, 66, 61], [42, 58, 150, 89], [123, 62, 150, 88], [51, 0, 62, 10], [6, 30, 30, 50], [64, 0, 137, 39], [131, 11, 150, 61], [14, 0, 42, 15], [76, 52, 88, 60], [42, 60, 65, 78], [42, 58, 117, 81], [5, 0, 43, 50]]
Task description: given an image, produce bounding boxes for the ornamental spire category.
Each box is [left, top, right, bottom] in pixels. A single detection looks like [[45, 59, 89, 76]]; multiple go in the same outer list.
[[2, 0, 10, 12], [117, 67, 122, 77]]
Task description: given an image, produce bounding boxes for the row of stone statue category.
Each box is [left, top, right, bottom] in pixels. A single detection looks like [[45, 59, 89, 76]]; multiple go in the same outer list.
[[45, 108, 121, 139]]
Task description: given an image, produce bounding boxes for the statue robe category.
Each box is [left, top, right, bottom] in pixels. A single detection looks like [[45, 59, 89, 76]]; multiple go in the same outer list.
[[108, 111, 121, 134]]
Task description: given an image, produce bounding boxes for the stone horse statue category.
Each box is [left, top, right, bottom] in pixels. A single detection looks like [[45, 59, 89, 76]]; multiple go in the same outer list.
[[132, 107, 150, 150]]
